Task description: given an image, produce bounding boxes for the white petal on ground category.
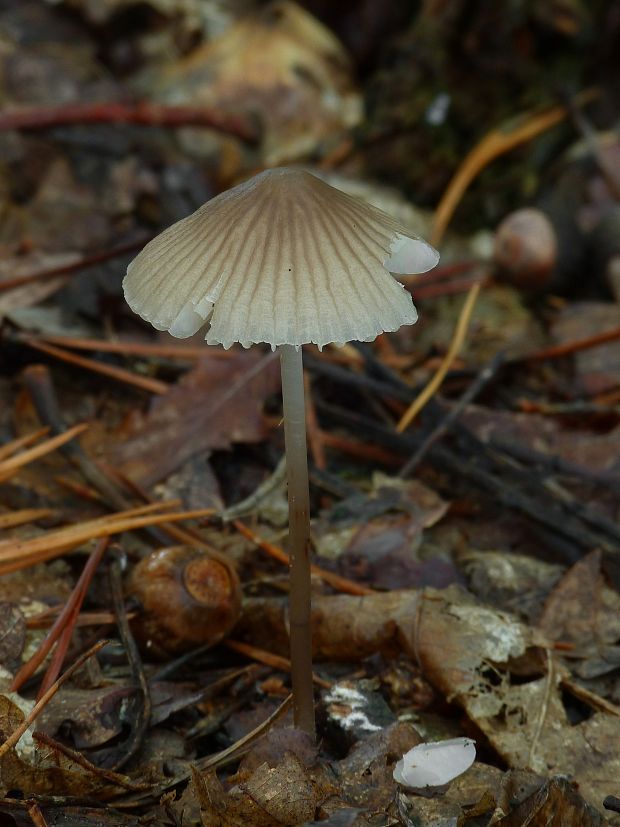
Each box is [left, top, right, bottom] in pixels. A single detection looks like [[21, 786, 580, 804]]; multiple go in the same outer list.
[[123, 168, 439, 349], [384, 232, 440, 274], [393, 737, 476, 790]]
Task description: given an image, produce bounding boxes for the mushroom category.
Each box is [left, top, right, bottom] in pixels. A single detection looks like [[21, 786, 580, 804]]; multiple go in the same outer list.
[[123, 167, 438, 737]]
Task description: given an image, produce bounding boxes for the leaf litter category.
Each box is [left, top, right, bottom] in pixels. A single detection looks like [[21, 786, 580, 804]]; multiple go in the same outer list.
[[0, 1, 620, 824]]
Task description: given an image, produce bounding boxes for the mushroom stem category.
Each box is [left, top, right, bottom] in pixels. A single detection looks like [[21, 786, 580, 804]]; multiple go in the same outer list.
[[279, 343, 315, 738]]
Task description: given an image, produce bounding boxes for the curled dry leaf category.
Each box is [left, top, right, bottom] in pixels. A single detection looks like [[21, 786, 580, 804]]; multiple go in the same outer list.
[[150, 1, 362, 165], [189, 755, 319, 826], [492, 776, 603, 827]]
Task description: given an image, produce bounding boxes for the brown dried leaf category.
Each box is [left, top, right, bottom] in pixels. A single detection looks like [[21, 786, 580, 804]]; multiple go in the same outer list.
[[316, 474, 453, 590], [397, 762, 503, 826], [458, 548, 564, 623], [238, 590, 423, 662], [494, 776, 602, 826], [190, 754, 319, 827], [111, 351, 279, 487], [538, 549, 620, 678], [0, 695, 136, 798]]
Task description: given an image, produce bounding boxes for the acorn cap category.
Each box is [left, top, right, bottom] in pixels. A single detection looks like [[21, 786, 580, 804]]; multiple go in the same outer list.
[[123, 167, 439, 349]]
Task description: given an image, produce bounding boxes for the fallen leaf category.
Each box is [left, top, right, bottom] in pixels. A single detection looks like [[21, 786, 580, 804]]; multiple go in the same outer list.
[[148, 1, 361, 166], [110, 350, 279, 487], [538, 550, 620, 679]]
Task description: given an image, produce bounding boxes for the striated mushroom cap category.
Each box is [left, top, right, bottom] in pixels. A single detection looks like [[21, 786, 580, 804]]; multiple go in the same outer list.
[[123, 167, 439, 349]]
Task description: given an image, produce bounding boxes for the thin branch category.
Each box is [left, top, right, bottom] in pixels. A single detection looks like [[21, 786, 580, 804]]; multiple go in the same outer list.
[[0, 101, 259, 143], [233, 520, 375, 596], [431, 88, 598, 245], [22, 339, 170, 395], [0, 423, 88, 483], [399, 352, 505, 476], [108, 555, 152, 771], [11, 539, 110, 694], [226, 640, 331, 688], [0, 238, 148, 292]]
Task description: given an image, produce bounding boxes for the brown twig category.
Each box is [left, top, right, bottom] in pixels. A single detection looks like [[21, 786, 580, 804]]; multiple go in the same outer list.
[[197, 694, 293, 771], [108, 553, 151, 771], [32, 334, 233, 361], [101, 463, 221, 550], [510, 325, 620, 363], [33, 730, 145, 790], [319, 430, 401, 467], [233, 520, 374, 596], [0, 238, 148, 292], [0, 423, 88, 483], [12, 539, 110, 695], [411, 275, 487, 300], [26, 607, 122, 629], [0, 101, 259, 143], [0, 508, 55, 529], [22, 339, 170, 395], [0, 427, 49, 462], [0, 504, 214, 574], [399, 352, 505, 477], [431, 88, 598, 245], [226, 639, 331, 689]]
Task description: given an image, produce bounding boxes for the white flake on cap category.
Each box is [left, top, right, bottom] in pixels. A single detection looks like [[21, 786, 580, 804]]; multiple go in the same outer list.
[[123, 168, 439, 350], [393, 737, 476, 791]]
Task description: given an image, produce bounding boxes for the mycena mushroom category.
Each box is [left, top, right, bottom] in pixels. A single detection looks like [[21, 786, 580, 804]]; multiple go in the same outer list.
[[123, 167, 439, 738]]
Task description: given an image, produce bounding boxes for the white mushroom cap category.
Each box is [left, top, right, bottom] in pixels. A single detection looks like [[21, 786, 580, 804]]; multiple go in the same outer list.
[[393, 737, 476, 792], [123, 168, 439, 349]]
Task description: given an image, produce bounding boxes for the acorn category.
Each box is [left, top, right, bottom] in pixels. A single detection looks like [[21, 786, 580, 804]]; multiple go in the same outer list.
[[494, 207, 558, 291], [494, 165, 590, 294], [125, 545, 242, 659]]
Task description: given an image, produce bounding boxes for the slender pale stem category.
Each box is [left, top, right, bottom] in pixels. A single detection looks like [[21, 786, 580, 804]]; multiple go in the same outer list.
[[279, 344, 315, 738]]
